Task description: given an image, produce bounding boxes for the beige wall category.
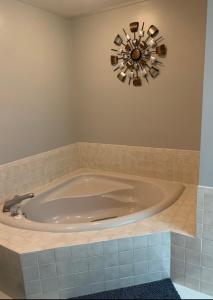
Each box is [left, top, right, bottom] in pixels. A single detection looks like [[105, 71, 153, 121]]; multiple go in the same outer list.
[[0, 0, 207, 166], [71, 0, 206, 150], [0, 0, 76, 165]]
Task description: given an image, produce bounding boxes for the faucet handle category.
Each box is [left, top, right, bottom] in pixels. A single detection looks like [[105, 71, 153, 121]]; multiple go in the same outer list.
[[10, 205, 21, 217], [28, 193, 35, 198]]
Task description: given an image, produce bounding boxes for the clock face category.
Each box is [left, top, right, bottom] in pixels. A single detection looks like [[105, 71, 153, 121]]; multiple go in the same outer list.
[[111, 22, 167, 87], [131, 49, 142, 61]]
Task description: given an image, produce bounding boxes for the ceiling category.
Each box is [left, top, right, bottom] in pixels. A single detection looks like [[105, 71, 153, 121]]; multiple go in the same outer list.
[[20, 0, 143, 18]]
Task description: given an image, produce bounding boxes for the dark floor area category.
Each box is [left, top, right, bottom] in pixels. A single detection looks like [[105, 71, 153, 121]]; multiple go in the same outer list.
[[73, 278, 181, 299]]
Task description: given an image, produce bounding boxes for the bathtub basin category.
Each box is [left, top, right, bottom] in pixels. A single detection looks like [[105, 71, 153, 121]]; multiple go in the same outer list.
[[0, 172, 185, 232]]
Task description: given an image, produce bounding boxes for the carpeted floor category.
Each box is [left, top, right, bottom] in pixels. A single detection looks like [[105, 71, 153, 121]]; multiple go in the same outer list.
[[73, 279, 181, 299]]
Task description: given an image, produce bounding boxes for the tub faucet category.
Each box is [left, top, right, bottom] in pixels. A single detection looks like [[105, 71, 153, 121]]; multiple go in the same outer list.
[[3, 193, 35, 213]]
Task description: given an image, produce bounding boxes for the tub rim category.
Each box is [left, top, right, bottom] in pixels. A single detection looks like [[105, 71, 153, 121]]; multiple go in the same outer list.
[[0, 170, 185, 233]]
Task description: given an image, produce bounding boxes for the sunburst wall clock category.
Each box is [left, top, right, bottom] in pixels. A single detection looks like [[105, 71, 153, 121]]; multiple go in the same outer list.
[[111, 22, 167, 86]]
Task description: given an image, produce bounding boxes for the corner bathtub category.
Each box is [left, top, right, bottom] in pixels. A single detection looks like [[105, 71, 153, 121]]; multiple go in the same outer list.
[[0, 172, 185, 233]]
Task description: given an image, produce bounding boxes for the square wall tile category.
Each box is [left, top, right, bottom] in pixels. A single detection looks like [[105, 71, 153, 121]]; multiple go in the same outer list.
[[88, 243, 103, 257], [184, 276, 200, 292], [89, 269, 105, 283], [41, 278, 59, 294], [162, 233, 171, 246], [25, 280, 42, 296], [118, 238, 133, 252], [204, 193, 213, 212], [203, 225, 213, 241], [54, 247, 71, 262], [201, 281, 213, 297], [201, 268, 213, 284], [185, 263, 201, 280], [73, 285, 91, 298], [148, 260, 164, 273], [21, 253, 38, 268], [74, 272, 90, 286], [203, 211, 213, 226], [171, 259, 185, 276], [119, 277, 134, 288], [103, 240, 118, 254], [148, 234, 162, 247], [171, 234, 186, 247], [89, 255, 105, 270], [119, 264, 134, 278], [185, 249, 201, 266], [71, 259, 89, 274], [71, 245, 88, 259], [202, 239, 213, 256], [185, 237, 201, 253], [202, 254, 213, 269], [171, 272, 185, 286], [59, 288, 75, 299], [133, 262, 148, 276], [58, 275, 75, 290], [56, 261, 72, 276], [39, 264, 57, 280], [91, 282, 105, 294], [133, 248, 149, 263], [148, 272, 163, 283], [105, 267, 119, 281], [104, 254, 119, 268], [133, 236, 148, 249], [23, 266, 40, 282], [134, 274, 149, 286], [105, 279, 120, 291], [171, 245, 185, 262], [119, 251, 133, 265], [38, 250, 55, 266]]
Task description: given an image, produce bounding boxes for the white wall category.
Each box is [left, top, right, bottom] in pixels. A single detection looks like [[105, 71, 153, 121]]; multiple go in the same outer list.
[[0, 0, 76, 165], [71, 0, 206, 150], [200, 0, 213, 187]]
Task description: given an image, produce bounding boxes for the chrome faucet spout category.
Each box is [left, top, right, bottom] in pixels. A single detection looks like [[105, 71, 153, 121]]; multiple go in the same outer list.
[[3, 193, 35, 213]]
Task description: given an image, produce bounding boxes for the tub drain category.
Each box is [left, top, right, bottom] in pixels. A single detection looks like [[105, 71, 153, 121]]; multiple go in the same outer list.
[[91, 216, 118, 222]]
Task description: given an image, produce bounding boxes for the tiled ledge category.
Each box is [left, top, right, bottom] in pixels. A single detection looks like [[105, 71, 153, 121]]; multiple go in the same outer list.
[[0, 144, 80, 203], [0, 169, 196, 254], [0, 142, 199, 204], [171, 186, 213, 297], [78, 143, 200, 185]]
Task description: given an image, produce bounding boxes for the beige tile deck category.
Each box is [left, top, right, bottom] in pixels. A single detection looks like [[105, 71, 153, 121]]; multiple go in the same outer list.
[[0, 169, 197, 254]]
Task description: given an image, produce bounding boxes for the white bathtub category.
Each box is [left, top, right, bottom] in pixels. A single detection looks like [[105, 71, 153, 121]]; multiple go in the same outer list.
[[0, 172, 185, 232]]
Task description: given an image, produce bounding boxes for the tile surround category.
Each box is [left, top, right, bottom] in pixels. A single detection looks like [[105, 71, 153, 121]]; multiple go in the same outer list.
[[78, 143, 200, 185], [0, 142, 202, 298], [0, 144, 80, 203], [171, 186, 213, 296], [0, 142, 199, 205], [20, 233, 170, 299]]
